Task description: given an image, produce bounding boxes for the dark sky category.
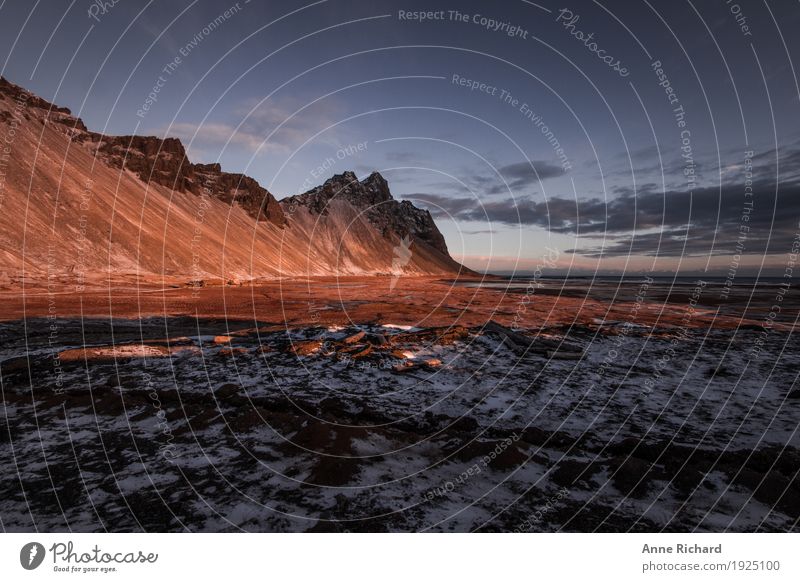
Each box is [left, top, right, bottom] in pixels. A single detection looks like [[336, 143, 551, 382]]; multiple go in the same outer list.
[[2, 0, 798, 275]]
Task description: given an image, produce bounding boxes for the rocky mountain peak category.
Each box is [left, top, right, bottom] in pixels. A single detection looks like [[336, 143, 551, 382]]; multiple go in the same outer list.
[[282, 170, 450, 256], [297, 170, 394, 210], [361, 171, 392, 203]]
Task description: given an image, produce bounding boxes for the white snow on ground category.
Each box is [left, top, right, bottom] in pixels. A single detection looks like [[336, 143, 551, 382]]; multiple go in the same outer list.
[[0, 322, 797, 532]]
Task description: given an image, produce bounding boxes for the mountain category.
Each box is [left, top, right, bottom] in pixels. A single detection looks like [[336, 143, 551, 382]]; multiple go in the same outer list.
[[280, 171, 461, 276], [0, 77, 464, 283]]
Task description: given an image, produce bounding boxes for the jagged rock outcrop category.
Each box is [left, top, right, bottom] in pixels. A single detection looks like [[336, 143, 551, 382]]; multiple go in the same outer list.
[[81, 135, 285, 226], [192, 163, 284, 226], [283, 171, 450, 256], [0, 76, 284, 226], [0, 76, 73, 115]]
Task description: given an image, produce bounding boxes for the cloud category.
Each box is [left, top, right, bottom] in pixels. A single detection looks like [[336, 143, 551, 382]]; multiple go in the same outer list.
[[155, 96, 345, 155], [405, 193, 482, 218], [413, 192, 550, 225], [413, 146, 800, 257], [165, 122, 268, 152], [236, 97, 344, 152], [396, 159, 564, 197], [458, 160, 564, 195], [489, 161, 564, 193]]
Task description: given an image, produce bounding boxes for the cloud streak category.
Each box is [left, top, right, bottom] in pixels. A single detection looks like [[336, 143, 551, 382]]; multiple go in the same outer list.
[[412, 146, 800, 257], [156, 96, 345, 155]]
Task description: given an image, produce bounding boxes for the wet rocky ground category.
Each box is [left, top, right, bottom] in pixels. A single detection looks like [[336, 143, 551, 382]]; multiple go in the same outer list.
[[0, 317, 798, 532]]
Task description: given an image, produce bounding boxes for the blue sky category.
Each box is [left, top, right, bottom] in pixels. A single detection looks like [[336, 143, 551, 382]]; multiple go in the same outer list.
[[2, 0, 799, 275]]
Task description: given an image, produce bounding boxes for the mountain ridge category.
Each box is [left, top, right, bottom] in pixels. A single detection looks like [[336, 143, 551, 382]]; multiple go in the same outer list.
[[0, 76, 466, 282]]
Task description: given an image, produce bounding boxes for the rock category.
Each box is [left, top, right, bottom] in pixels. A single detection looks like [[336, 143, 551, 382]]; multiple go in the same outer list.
[[392, 361, 418, 373], [483, 321, 581, 357], [87, 134, 286, 226], [367, 333, 388, 346], [289, 339, 323, 356], [337, 344, 372, 359], [341, 330, 366, 344], [280, 171, 457, 260], [0, 76, 73, 114], [421, 358, 442, 368], [483, 321, 534, 346], [392, 326, 471, 346]]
